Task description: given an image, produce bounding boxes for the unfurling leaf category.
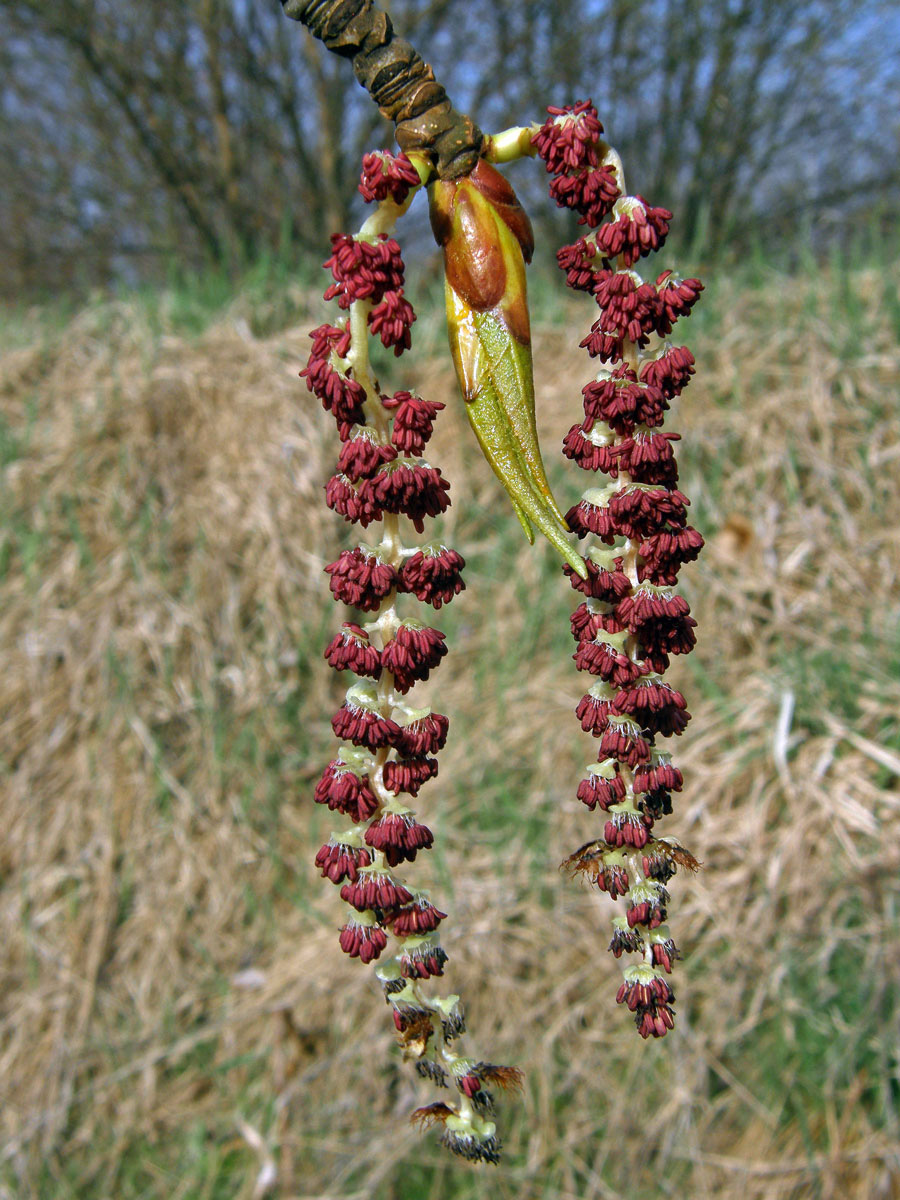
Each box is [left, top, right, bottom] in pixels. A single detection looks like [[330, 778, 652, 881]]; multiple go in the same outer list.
[[430, 160, 588, 578]]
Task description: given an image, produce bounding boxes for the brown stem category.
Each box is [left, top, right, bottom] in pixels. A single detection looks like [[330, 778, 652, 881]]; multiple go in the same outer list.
[[279, 0, 483, 179]]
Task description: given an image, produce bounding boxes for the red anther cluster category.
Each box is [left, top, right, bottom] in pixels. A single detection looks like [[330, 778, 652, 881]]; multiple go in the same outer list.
[[393, 711, 450, 757], [383, 392, 445, 455], [365, 812, 434, 864], [325, 472, 383, 526], [577, 768, 626, 811], [604, 808, 651, 849], [627, 890, 668, 929], [325, 547, 397, 610], [563, 557, 630, 601], [548, 104, 703, 1040], [593, 197, 672, 267], [324, 622, 382, 677], [363, 460, 451, 533], [399, 546, 466, 608], [390, 899, 447, 936], [337, 430, 397, 480], [616, 973, 676, 1039], [651, 938, 680, 973], [381, 623, 447, 692], [383, 754, 438, 796], [595, 861, 630, 899], [581, 365, 667, 432], [339, 919, 388, 963], [655, 271, 703, 331], [532, 101, 603, 171], [640, 345, 696, 396], [358, 150, 422, 205], [315, 759, 379, 822], [609, 925, 644, 956], [315, 840, 372, 883], [574, 636, 644, 685], [341, 872, 413, 911], [562, 424, 619, 473], [323, 233, 406, 308], [592, 269, 661, 346], [332, 699, 401, 750], [400, 942, 448, 978], [300, 322, 367, 437], [369, 289, 416, 353], [533, 101, 621, 228]]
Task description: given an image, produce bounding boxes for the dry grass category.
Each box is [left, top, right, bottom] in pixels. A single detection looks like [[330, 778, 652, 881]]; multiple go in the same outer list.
[[2, 260, 899, 1199]]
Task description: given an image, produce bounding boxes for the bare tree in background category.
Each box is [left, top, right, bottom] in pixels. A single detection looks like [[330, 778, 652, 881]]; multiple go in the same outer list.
[[1, 0, 896, 295]]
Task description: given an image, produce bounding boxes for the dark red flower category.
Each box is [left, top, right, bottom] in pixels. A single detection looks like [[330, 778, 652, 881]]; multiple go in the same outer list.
[[574, 636, 645, 686], [594, 860, 630, 899], [533, 101, 603, 173], [576, 765, 627, 811], [570, 602, 625, 644], [613, 679, 690, 737], [638, 526, 704, 585], [592, 269, 661, 345], [392, 711, 450, 757], [651, 937, 681, 974], [563, 557, 630, 602], [399, 546, 465, 608], [549, 165, 621, 226], [325, 547, 397, 611], [383, 391, 445, 455], [633, 759, 683, 795], [557, 238, 601, 292], [365, 812, 434, 865], [593, 197, 671, 266], [383, 754, 439, 796], [603, 807, 652, 849], [315, 839, 372, 883], [381, 623, 447, 692], [641, 845, 678, 884], [626, 887, 668, 929], [323, 233, 405, 309], [609, 923, 645, 957], [616, 971, 674, 1011], [323, 622, 382, 678], [562, 423, 620, 474], [598, 716, 652, 767], [637, 787, 674, 821], [655, 271, 703, 335], [565, 495, 617, 542], [616, 431, 680, 486], [331, 697, 400, 751], [389, 898, 447, 936], [579, 323, 625, 363], [324, 473, 383, 527], [581, 366, 666, 433], [639, 345, 696, 399], [341, 872, 413, 912], [400, 941, 448, 978], [615, 586, 697, 656], [358, 150, 421, 205], [368, 289, 416, 354], [336, 430, 397, 481], [314, 759, 379, 822], [607, 486, 689, 540], [360, 460, 451, 533], [300, 323, 367, 436], [339, 919, 388, 963], [575, 687, 615, 736]]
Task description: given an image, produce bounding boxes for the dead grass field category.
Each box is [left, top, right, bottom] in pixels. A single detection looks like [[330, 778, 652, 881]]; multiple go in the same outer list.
[[2, 260, 899, 1199]]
